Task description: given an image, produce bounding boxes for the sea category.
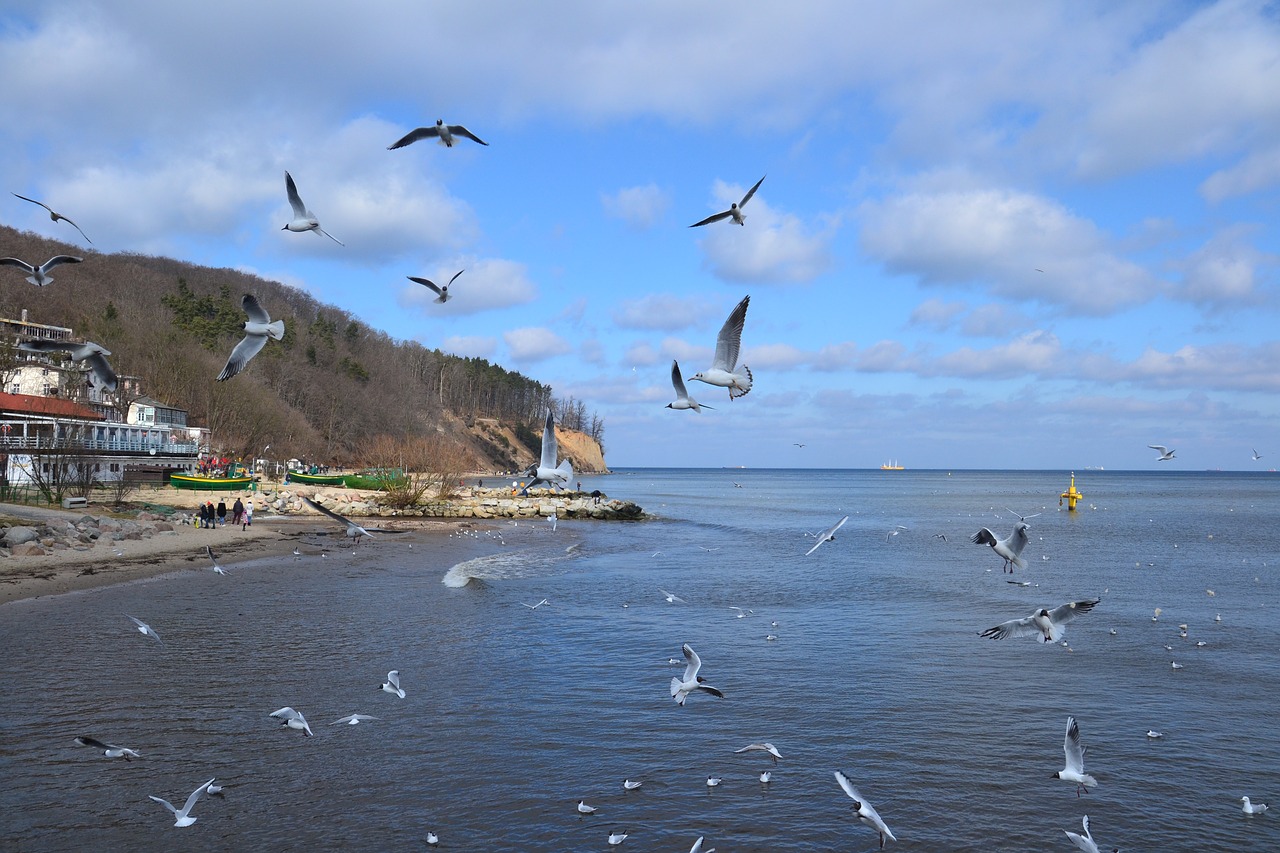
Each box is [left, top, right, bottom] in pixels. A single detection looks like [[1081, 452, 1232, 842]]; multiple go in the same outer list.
[[2, 468, 1279, 852]]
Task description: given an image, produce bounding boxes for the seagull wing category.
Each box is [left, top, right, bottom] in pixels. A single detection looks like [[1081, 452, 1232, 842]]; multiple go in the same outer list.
[[689, 209, 732, 228], [16, 338, 67, 353], [834, 770, 863, 803], [241, 293, 272, 324], [0, 257, 36, 273], [670, 360, 690, 401], [971, 528, 998, 547], [1046, 599, 1100, 628], [739, 175, 766, 207], [1064, 716, 1087, 774], [387, 670, 400, 690], [301, 496, 355, 527], [284, 171, 308, 217], [216, 333, 268, 382], [83, 351, 118, 392], [681, 643, 702, 682], [178, 779, 214, 817], [270, 706, 300, 721], [447, 124, 488, 145], [408, 276, 444, 297], [1148, 445, 1168, 454], [1008, 523, 1030, 556], [60, 217, 93, 244], [75, 736, 113, 750], [446, 269, 465, 287], [539, 410, 558, 469], [387, 126, 441, 149], [12, 192, 54, 214], [824, 515, 849, 538], [42, 255, 83, 271], [980, 613, 1041, 640], [711, 295, 750, 372], [149, 795, 179, 816]]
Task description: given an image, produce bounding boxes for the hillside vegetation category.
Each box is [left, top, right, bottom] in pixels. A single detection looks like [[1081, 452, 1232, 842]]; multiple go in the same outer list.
[[0, 225, 607, 472]]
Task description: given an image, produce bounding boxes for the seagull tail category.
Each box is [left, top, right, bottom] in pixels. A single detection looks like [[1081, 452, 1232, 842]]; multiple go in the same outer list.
[[670, 678, 685, 702], [556, 460, 574, 483], [729, 365, 753, 399], [266, 320, 285, 340]]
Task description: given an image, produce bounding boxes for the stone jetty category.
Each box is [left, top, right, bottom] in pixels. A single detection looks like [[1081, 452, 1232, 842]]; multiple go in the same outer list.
[[259, 486, 644, 521]]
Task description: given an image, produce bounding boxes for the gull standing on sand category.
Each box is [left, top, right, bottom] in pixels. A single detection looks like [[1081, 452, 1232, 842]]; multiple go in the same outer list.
[[691, 295, 753, 400], [301, 496, 373, 545], [806, 515, 848, 556], [521, 410, 573, 493], [670, 643, 725, 705], [980, 599, 1100, 643], [269, 707, 314, 736], [1149, 444, 1176, 461], [834, 771, 896, 849], [18, 339, 117, 392], [12, 193, 93, 243], [126, 615, 164, 647], [216, 294, 285, 381], [1055, 716, 1098, 796], [1064, 814, 1116, 853], [408, 269, 463, 303], [380, 670, 405, 698], [0, 254, 82, 287], [388, 119, 488, 149], [74, 736, 141, 761], [666, 360, 713, 413], [689, 175, 765, 227], [970, 512, 1038, 572], [282, 171, 343, 245], [1241, 796, 1269, 814], [149, 778, 214, 827]]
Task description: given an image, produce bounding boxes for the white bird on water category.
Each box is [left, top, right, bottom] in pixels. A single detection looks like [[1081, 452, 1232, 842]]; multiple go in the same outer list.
[[18, 339, 117, 392], [126, 615, 164, 647], [670, 643, 725, 705], [269, 706, 314, 736], [834, 770, 896, 849], [380, 670, 405, 699], [521, 410, 574, 493], [622, 779, 643, 790], [12, 192, 93, 243], [74, 735, 141, 761], [666, 359, 713, 413], [1149, 444, 1176, 461], [408, 269, 463, 303], [282, 171, 343, 245], [217, 294, 285, 381], [689, 175, 765, 227], [0, 254, 82, 286], [1064, 814, 1117, 853], [1146, 730, 1164, 738], [576, 800, 596, 815], [607, 830, 628, 845], [301, 496, 373, 545], [807, 515, 848, 556], [980, 599, 1101, 643], [388, 119, 488, 149], [1241, 796, 1269, 814], [690, 295, 753, 400], [149, 778, 214, 827], [1055, 716, 1098, 797]]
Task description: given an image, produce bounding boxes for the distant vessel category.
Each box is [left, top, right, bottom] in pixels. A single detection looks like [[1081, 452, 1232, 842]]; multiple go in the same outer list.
[[880, 460, 904, 470]]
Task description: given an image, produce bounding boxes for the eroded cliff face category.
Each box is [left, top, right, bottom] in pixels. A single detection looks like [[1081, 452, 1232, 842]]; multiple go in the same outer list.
[[461, 417, 609, 474], [554, 427, 609, 474]]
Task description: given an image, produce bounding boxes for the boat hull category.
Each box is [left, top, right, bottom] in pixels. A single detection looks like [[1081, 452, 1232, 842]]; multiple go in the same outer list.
[[286, 472, 347, 486], [169, 474, 253, 491]]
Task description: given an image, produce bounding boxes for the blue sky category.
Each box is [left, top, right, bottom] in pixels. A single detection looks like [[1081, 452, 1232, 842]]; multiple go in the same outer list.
[[2, 1, 1277, 470]]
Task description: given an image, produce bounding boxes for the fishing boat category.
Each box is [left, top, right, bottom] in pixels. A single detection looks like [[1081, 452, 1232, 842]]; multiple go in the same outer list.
[[169, 472, 254, 491], [285, 470, 347, 486], [879, 460, 905, 470], [343, 468, 408, 491]]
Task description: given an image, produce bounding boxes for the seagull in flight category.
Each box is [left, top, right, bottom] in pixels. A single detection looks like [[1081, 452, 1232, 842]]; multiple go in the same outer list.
[[658, 588, 685, 604], [0, 255, 82, 287], [18, 339, 117, 392], [521, 598, 550, 610], [301, 496, 373, 545], [74, 735, 141, 761], [735, 742, 782, 763], [1252, 449, 1263, 460], [690, 175, 765, 227], [282, 171, 343, 245], [1055, 716, 1098, 796], [408, 269, 463, 303], [979, 599, 1101, 643], [149, 778, 215, 827], [521, 410, 573, 493], [670, 643, 725, 705], [834, 771, 896, 849], [970, 512, 1038, 573], [1148, 444, 1176, 461], [217, 294, 285, 381], [204, 546, 227, 575], [269, 706, 314, 736], [126, 615, 164, 647], [666, 359, 713, 413], [1064, 814, 1116, 853], [331, 713, 379, 725], [691, 295, 753, 400], [379, 670, 405, 699], [806, 515, 848, 556], [12, 192, 93, 243], [388, 119, 488, 149]]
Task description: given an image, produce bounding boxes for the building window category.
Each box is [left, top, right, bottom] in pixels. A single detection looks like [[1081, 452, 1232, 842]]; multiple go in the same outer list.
[[110, 463, 120, 473], [9, 385, 17, 394]]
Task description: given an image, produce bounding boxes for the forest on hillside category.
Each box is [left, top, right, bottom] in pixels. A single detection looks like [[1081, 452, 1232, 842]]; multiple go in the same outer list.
[[0, 225, 604, 467]]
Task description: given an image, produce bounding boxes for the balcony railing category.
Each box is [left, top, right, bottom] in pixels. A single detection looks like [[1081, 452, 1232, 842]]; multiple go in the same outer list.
[[0, 435, 199, 454]]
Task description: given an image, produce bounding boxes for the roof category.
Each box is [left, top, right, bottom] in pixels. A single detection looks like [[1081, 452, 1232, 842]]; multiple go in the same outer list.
[[0, 392, 105, 421]]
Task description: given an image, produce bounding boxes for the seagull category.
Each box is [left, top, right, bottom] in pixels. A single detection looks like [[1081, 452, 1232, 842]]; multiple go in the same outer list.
[[689, 837, 715, 853], [971, 514, 1038, 572], [216, 294, 285, 381], [12, 193, 93, 243], [729, 606, 752, 618], [521, 410, 573, 493], [126, 615, 164, 647], [706, 776, 722, 787], [269, 707, 314, 736], [1171, 661, 1184, 670], [408, 269, 463, 303], [759, 771, 772, 783], [426, 831, 439, 846], [205, 545, 227, 575], [670, 643, 725, 705], [301, 496, 373, 545], [980, 599, 1100, 643], [666, 359, 713, 413], [607, 830, 628, 845], [806, 515, 848, 556], [282, 171, 343, 245], [1252, 449, 1263, 460], [1149, 444, 1176, 461], [521, 599, 550, 610], [1007, 580, 1032, 587], [1055, 716, 1098, 796], [834, 771, 896, 849], [388, 120, 488, 149], [690, 175, 765, 227], [0, 255, 82, 287], [149, 778, 214, 827], [1242, 796, 1269, 815], [735, 742, 782, 763], [205, 781, 225, 796], [18, 339, 117, 392], [576, 800, 597, 815], [658, 588, 685, 604], [1146, 730, 1164, 738], [74, 736, 140, 761], [1064, 814, 1116, 853], [379, 670, 405, 699], [330, 714, 379, 725], [690, 295, 753, 400]]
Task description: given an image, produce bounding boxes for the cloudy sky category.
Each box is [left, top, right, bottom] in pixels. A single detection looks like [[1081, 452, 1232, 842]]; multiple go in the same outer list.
[[2, 1, 1277, 470]]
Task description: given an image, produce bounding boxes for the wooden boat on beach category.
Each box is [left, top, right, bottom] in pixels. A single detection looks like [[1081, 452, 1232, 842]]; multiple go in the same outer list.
[[285, 471, 347, 486], [169, 473, 253, 491]]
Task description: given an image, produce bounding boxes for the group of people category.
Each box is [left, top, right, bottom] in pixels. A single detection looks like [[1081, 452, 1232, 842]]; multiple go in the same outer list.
[[196, 496, 253, 530]]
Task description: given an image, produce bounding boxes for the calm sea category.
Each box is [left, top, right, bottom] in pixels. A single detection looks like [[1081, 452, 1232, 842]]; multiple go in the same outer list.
[[2, 468, 1279, 852]]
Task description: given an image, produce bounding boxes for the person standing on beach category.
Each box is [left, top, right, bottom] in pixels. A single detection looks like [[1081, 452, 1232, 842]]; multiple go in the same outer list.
[[198, 502, 209, 529], [216, 500, 227, 527], [243, 498, 254, 529], [232, 497, 244, 526]]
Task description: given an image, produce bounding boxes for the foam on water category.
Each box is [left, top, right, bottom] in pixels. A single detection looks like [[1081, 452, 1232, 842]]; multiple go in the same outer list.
[[442, 541, 583, 587]]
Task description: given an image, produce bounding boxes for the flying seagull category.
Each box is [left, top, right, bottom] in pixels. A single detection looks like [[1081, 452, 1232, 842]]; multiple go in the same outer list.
[[408, 269, 463, 303], [74, 735, 141, 761], [1055, 716, 1098, 796], [149, 778, 215, 827], [125, 615, 164, 647], [331, 713, 379, 725], [666, 359, 713, 413], [690, 175, 765, 227], [301, 496, 373, 545], [282, 171, 343, 245], [1064, 814, 1116, 853], [690, 295, 753, 400], [670, 643, 725, 705], [12, 193, 93, 243], [18, 339, 117, 392], [269, 706, 314, 736], [735, 742, 782, 763], [834, 771, 896, 849], [217, 294, 285, 381], [806, 515, 848, 556], [1148, 444, 1176, 461], [0, 255, 82, 287], [980, 599, 1101, 643], [205, 546, 227, 575], [379, 670, 405, 699], [970, 512, 1038, 573], [658, 588, 685, 604], [521, 410, 573, 494], [388, 119, 488, 149], [1252, 449, 1263, 461]]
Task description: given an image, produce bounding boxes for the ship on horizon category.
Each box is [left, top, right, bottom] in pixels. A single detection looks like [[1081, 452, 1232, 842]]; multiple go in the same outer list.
[[880, 460, 904, 470]]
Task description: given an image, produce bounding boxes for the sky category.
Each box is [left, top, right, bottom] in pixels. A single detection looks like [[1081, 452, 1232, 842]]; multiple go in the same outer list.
[[1, 0, 1278, 470]]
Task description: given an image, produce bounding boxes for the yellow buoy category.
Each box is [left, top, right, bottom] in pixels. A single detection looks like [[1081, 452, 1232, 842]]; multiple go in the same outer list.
[[1060, 472, 1083, 511]]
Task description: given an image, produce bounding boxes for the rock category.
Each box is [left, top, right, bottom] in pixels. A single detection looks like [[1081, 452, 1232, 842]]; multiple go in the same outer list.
[[3, 526, 40, 546], [10, 541, 48, 556], [153, 522, 174, 532], [78, 515, 98, 527]]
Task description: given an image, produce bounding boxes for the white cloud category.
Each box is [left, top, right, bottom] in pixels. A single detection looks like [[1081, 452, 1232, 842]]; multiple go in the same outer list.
[[694, 180, 834, 283], [399, 258, 538, 316], [960, 303, 1035, 337], [504, 327, 572, 362], [742, 343, 807, 371], [622, 341, 660, 367], [1176, 230, 1273, 309], [601, 183, 670, 230], [613, 294, 712, 330], [440, 335, 497, 358], [908, 298, 967, 330], [579, 338, 607, 366]]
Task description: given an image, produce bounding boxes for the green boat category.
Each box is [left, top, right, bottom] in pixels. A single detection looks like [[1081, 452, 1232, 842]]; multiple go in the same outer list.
[[343, 468, 408, 491], [286, 471, 347, 486], [169, 473, 254, 491]]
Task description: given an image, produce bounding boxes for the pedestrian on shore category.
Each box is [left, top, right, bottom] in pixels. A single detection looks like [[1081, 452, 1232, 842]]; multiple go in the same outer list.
[[216, 500, 227, 527], [232, 497, 244, 526], [243, 498, 254, 530], [197, 502, 209, 529]]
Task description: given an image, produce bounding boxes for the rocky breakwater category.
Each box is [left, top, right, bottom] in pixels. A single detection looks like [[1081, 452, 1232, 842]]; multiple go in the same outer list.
[[255, 486, 644, 521], [0, 510, 185, 558]]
